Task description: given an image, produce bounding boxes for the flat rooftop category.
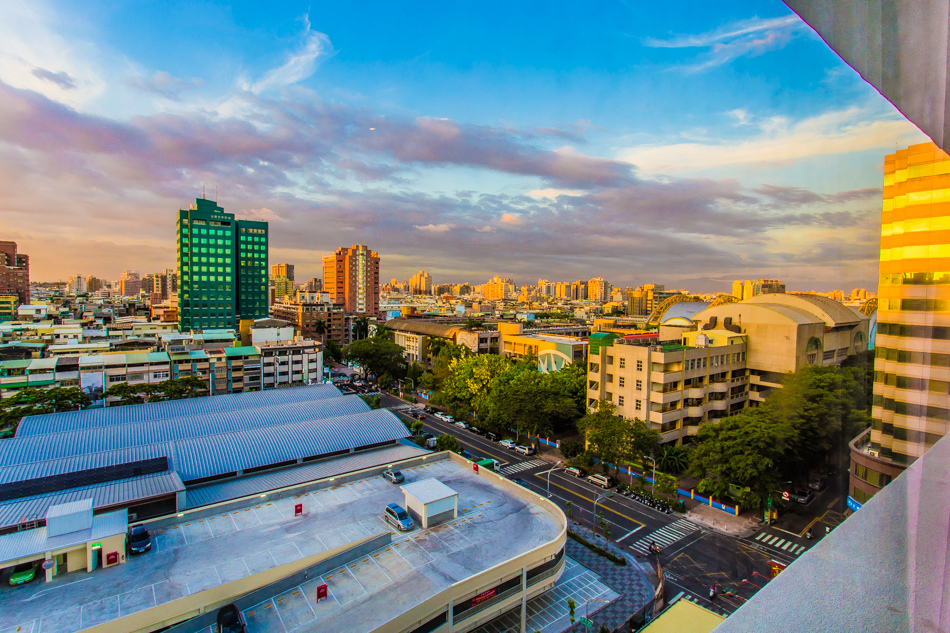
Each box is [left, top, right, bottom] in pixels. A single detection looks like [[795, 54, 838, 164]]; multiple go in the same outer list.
[[0, 455, 562, 633]]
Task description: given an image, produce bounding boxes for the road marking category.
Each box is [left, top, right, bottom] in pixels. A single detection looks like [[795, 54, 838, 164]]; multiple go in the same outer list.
[[628, 519, 700, 555], [617, 526, 644, 542], [781, 541, 793, 551], [535, 477, 645, 527]]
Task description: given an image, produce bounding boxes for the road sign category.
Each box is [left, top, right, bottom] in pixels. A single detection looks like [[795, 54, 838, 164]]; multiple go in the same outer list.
[[782, 491, 790, 501], [579, 617, 594, 629]]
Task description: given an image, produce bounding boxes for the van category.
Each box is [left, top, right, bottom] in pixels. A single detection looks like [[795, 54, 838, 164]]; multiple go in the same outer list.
[[587, 474, 613, 489], [565, 466, 583, 478], [425, 437, 438, 449]]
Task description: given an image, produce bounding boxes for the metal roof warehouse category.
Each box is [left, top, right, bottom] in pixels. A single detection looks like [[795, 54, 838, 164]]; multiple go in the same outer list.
[[0, 385, 415, 533]]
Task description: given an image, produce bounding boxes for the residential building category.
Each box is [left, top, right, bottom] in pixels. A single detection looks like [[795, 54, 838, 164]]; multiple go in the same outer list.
[[177, 197, 268, 331], [731, 279, 785, 301], [851, 142, 950, 507], [271, 300, 346, 346], [0, 296, 16, 322], [258, 339, 322, 389], [271, 263, 295, 282], [323, 244, 380, 317], [86, 276, 102, 293], [626, 284, 679, 318], [304, 276, 322, 292], [272, 275, 294, 301], [66, 275, 86, 294], [482, 276, 515, 300], [409, 270, 433, 295], [0, 241, 29, 305], [570, 280, 587, 301], [153, 268, 178, 301], [118, 270, 141, 297], [387, 318, 501, 366], [587, 277, 611, 302], [591, 293, 869, 445]]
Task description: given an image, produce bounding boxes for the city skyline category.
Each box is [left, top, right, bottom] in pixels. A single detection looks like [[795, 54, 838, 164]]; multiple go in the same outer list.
[[0, 1, 927, 289]]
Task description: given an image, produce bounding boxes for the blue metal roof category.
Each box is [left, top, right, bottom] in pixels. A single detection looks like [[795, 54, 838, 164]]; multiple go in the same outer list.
[[16, 384, 343, 437], [0, 396, 369, 464]]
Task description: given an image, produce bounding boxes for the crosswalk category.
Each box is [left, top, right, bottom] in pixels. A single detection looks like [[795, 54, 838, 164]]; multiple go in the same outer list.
[[628, 519, 700, 555], [753, 532, 806, 556], [499, 459, 547, 475]]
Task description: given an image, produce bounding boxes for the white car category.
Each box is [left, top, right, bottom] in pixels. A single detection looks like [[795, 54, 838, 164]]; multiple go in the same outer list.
[[515, 445, 536, 456], [455, 421, 469, 430], [499, 439, 517, 449]]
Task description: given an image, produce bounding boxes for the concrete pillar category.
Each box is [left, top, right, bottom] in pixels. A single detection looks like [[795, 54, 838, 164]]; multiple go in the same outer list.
[[44, 550, 54, 582], [448, 599, 454, 631], [520, 567, 528, 632]]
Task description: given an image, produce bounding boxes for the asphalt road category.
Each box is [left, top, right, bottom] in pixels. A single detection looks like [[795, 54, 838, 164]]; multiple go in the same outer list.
[[381, 394, 807, 616]]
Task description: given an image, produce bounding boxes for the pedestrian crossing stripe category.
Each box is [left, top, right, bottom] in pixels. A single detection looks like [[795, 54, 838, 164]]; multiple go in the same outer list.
[[754, 532, 806, 555], [499, 459, 547, 475], [628, 519, 700, 555]]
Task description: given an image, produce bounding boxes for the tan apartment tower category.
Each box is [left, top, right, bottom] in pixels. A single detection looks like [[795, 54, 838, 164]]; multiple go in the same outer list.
[[322, 245, 380, 317], [851, 142, 950, 507]]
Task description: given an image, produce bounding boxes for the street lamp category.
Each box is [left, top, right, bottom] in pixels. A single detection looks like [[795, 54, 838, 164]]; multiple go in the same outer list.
[[585, 598, 610, 624], [592, 491, 614, 528], [644, 455, 657, 495], [547, 460, 563, 497]]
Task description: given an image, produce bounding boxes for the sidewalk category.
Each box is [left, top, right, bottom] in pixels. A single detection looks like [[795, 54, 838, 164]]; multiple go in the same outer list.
[[684, 502, 760, 538]]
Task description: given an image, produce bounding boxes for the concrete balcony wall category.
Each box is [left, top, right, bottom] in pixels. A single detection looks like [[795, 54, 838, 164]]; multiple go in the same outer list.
[[684, 387, 706, 399]]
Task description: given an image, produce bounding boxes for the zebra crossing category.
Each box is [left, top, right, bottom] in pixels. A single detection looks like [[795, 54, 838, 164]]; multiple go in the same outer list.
[[628, 519, 700, 555], [499, 459, 547, 475], [753, 531, 807, 556]]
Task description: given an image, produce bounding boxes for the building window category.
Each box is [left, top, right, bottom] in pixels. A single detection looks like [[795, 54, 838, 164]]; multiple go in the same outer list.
[[619, 358, 625, 368], [635, 400, 642, 411], [618, 396, 625, 406], [619, 376, 625, 387], [636, 379, 642, 391], [636, 360, 643, 371]]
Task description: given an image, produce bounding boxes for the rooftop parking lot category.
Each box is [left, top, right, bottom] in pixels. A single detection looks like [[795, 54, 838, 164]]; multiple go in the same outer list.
[[0, 456, 562, 633]]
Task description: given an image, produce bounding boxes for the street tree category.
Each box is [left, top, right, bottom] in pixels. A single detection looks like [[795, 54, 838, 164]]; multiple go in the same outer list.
[[435, 434, 462, 454], [343, 338, 407, 385]]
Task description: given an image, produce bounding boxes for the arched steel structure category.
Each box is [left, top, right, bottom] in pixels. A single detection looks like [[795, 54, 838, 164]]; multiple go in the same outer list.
[[859, 297, 878, 316], [645, 295, 703, 327]]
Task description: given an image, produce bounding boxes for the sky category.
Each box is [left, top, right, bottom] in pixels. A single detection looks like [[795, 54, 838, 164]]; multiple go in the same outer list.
[[0, 1, 928, 292]]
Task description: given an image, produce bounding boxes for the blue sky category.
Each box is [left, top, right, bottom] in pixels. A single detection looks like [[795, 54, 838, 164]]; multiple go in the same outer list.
[[0, 1, 927, 291]]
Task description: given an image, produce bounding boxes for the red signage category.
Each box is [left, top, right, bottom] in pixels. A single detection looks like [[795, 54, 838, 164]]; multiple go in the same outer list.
[[316, 583, 328, 602], [472, 463, 479, 473], [782, 491, 790, 501], [471, 588, 496, 606], [106, 551, 119, 566], [295, 503, 303, 517]]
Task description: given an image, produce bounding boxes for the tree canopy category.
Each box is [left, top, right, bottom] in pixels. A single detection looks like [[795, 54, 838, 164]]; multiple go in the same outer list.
[[343, 337, 407, 385]]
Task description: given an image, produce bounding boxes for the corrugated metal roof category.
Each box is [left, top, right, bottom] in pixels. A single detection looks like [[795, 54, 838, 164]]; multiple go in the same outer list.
[[184, 443, 429, 508], [0, 396, 369, 464], [0, 472, 184, 529], [0, 510, 127, 565], [45, 498, 92, 519], [17, 384, 343, 436], [146, 352, 171, 362], [224, 346, 259, 356], [0, 407, 409, 484], [27, 359, 57, 370]]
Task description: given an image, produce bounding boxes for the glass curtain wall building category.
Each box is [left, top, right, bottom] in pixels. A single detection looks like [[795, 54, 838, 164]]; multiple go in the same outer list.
[[177, 198, 268, 331]]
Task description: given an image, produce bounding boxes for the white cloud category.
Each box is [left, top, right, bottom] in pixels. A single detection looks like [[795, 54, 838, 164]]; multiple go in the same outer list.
[[0, 1, 105, 107], [619, 104, 925, 173], [529, 188, 585, 200], [499, 213, 523, 225], [414, 223, 455, 233], [250, 17, 333, 94]]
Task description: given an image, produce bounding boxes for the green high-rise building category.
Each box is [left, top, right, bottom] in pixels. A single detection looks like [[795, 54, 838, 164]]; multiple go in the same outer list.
[[177, 198, 268, 331]]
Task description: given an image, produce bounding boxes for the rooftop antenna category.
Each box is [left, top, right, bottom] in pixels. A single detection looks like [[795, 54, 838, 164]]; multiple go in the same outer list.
[[202, 183, 206, 200], [215, 185, 218, 203]]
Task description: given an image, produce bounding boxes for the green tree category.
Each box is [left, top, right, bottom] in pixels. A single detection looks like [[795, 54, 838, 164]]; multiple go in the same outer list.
[[431, 343, 472, 387], [343, 337, 408, 384], [656, 444, 690, 473], [312, 319, 327, 343], [435, 434, 462, 453], [559, 440, 584, 460], [627, 418, 661, 465], [577, 400, 629, 473], [568, 599, 576, 632], [324, 339, 344, 363], [411, 420, 424, 434], [352, 316, 371, 341]]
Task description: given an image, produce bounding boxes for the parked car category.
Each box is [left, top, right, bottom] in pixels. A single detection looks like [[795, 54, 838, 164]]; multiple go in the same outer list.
[[565, 466, 583, 478], [8, 561, 38, 586], [384, 503, 415, 531], [421, 432, 435, 440], [468, 426, 483, 434], [808, 476, 826, 491], [511, 478, 530, 489], [455, 421, 469, 430], [217, 603, 247, 633], [587, 474, 613, 489], [424, 406, 435, 414], [515, 445, 537, 456], [486, 432, 499, 442], [382, 469, 405, 485], [790, 489, 815, 504], [127, 525, 152, 555], [499, 439, 517, 449], [443, 415, 456, 423]]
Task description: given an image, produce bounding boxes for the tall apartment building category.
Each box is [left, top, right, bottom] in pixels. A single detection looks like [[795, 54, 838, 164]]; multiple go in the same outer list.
[[152, 268, 178, 301], [483, 276, 515, 300], [731, 279, 785, 301], [271, 263, 295, 282], [570, 280, 587, 301], [118, 270, 142, 297], [593, 293, 869, 445], [67, 275, 86, 294], [852, 142, 950, 507], [323, 245, 380, 317], [0, 241, 29, 306], [272, 275, 294, 301], [587, 277, 611, 302], [409, 270, 433, 295], [626, 284, 676, 317], [177, 197, 269, 331], [87, 276, 102, 293], [305, 277, 322, 292]]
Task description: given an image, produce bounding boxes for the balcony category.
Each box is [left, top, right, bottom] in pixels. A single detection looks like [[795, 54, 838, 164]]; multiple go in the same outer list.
[[686, 405, 705, 418], [685, 386, 706, 399], [708, 399, 728, 411], [650, 389, 681, 405], [708, 382, 729, 393], [649, 408, 682, 426]]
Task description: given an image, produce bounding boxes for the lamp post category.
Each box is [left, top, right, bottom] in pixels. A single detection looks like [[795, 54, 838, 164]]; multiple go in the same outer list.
[[592, 492, 613, 529], [644, 455, 657, 495], [585, 598, 609, 624], [547, 461, 563, 497]]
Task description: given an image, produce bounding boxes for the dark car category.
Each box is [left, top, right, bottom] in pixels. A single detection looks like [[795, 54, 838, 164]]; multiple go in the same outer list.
[[421, 432, 435, 440], [217, 603, 247, 633], [415, 412, 426, 420], [128, 525, 152, 555], [468, 426, 482, 434], [424, 406, 435, 414], [486, 432, 499, 441]]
